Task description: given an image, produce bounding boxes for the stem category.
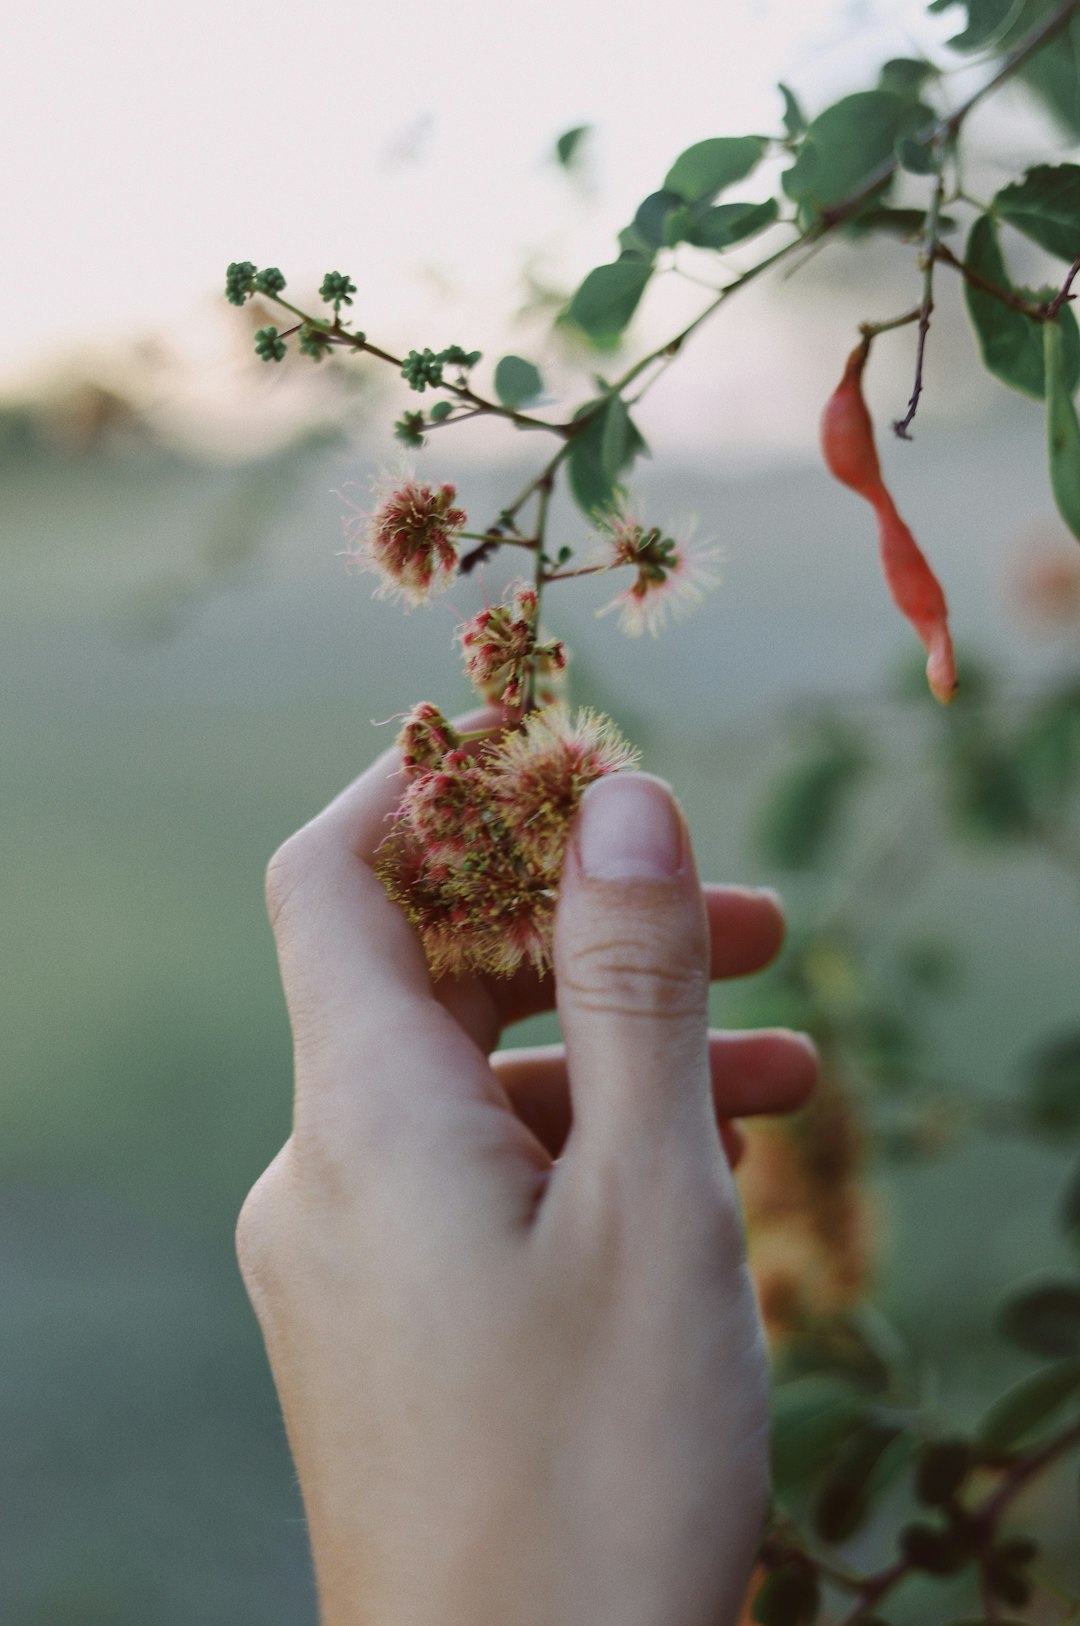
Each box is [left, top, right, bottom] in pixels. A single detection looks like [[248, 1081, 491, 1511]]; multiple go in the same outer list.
[[523, 472, 555, 711], [541, 562, 610, 583], [1045, 252, 1080, 320], [937, 241, 1080, 323], [893, 170, 946, 440], [859, 305, 923, 340]]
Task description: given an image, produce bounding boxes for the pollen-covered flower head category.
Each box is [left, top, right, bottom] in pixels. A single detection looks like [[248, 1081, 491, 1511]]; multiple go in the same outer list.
[[591, 497, 723, 638], [375, 703, 640, 979], [458, 581, 568, 708], [483, 704, 641, 875], [395, 702, 461, 774], [339, 468, 466, 607]]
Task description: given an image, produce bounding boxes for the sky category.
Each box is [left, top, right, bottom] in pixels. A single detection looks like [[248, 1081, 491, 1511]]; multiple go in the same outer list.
[[4, 0, 1071, 458]]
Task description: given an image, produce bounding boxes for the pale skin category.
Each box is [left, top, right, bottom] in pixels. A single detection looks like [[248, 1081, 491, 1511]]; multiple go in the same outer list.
[[236, 709, 819, 1626]]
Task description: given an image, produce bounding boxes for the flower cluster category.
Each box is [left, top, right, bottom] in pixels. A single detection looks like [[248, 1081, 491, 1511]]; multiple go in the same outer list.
[[340, 473, 467, 607], [376, 704, 640, 978], [592, 501, 723, 637], [459, 582, 567, 709]]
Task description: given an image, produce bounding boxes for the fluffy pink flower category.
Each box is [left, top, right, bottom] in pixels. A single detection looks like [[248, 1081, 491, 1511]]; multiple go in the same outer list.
[[591, 500, 723, 637], [458, 582, 568, 708], [340, 471, 466, 607], [375, 703, 639, 978]]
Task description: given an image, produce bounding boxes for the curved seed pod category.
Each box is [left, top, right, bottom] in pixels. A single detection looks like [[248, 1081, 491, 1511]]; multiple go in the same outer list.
[[821, 342, 957, 704]]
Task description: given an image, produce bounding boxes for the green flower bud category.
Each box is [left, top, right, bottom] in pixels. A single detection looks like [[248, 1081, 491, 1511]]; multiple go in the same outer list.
[[225, 260, 257, 306], [394, 411, 426, 447], [299, 324, 330, 362], [319, 271, 356, 311], [254, 266, 286, 295], [254, 326, 287, 363], [401, 348, 445, 392]]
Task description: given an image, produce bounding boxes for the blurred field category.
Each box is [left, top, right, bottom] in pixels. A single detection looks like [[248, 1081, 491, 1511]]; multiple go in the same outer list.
[[3, 420, 1079, 1623]]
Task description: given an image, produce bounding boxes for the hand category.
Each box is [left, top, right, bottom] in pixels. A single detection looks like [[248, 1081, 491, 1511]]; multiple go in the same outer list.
[[237, 715, 818, 1626]]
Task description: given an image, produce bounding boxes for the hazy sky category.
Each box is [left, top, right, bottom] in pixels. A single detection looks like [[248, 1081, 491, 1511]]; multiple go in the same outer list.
[[5, 0, 1066, 456]]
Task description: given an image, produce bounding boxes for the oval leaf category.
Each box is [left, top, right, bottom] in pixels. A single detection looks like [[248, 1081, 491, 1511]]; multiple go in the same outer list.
[[1046, 320, 1080, 544], [684, 197, 780, 250], [555, 124, 590, 168], [995, 164, 1080, 262], [1000, 1278, 1080, 1358], [964, 216, 1080, 399], [977, 1355, 1080, 1452], [493, 355, 544, 409], [663, 135, 766, 204], [566, 397, 647, 517], [632, 189, 684, 249], [813, 1420, 907, 1544], [565, 261, 652, 345], [783, 91, 921, 213]]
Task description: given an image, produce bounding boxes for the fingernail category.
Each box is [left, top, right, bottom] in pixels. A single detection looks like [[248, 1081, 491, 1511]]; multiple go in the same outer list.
[[577, 773, 684, 880]]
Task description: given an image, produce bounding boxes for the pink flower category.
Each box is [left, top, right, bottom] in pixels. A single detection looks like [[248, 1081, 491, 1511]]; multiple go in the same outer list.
[[458, 582, 568, 708], [375, 703, 640, 979], [339, 470, 466, 607], [591, 499, 723, 637]]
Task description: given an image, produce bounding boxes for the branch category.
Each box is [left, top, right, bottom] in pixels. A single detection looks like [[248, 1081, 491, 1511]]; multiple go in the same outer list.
[[893, 173, 946, 440]]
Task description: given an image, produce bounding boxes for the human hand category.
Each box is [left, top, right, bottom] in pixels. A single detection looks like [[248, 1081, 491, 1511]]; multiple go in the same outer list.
[[237, 714, 818, 1626]]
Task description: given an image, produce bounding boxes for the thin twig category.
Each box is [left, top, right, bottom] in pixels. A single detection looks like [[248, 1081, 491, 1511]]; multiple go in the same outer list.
[[894, 172, 946, 439]]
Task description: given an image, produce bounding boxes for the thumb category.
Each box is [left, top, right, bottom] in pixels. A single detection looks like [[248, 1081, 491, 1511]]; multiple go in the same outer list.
[[553, 773, 714, 1160]]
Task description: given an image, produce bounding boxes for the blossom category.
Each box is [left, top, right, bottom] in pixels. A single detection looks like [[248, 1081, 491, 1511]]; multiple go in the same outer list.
[[458, 582, 568, 708], [375, 704, 640, 979], [395, 702, 461, 774], [483, 705, 641, 875], [591, 499, 723, 637], [339, 470, 466, 607]]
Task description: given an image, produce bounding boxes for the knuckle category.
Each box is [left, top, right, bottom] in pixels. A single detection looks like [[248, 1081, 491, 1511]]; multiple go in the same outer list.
[[562, 925, 708, 1021], [235, 1145, 292, 1294]]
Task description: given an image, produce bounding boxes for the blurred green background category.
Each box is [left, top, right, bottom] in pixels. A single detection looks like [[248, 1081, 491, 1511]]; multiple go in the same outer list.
[[3, 393, 1079, 1622]]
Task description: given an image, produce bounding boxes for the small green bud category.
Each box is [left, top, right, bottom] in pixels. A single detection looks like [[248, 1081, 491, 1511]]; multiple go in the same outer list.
[[254, 266, 286, 295], [437, 344, 481, 369], [394, 411, 426, 447], [225, 260, 257, 305], [319, 271, 356, 311], [254, 326, 287, 363], [401, 348, 445, 392], [298, 324, 330, 362]]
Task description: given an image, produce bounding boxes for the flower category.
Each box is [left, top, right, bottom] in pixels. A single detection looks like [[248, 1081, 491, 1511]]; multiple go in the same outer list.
[[591, 499, 723, 637], [458, 582, 568, 709], [483, 704, 641, 874], [339, 470, 466, 607], [395, 702, 461, 774], [375, 704, 640, 978]]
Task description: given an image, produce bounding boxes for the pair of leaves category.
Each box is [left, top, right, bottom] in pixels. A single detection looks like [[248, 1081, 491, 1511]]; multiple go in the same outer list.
[[565, 135, 772, 347], [566, 394, 647, 517], [963, 214, 1080, 399], [782, 90, 934, 218]]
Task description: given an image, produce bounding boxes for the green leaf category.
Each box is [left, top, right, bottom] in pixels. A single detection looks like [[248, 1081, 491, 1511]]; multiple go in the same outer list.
[[493, 355, 544, 409], [995, 164, 1080, 262], [1046, 319, 1080, 544], [963, 215, 1080, 399], [663, 135, 766, 204], [813, 1420, 909, 1543], [927, 0, 1022, 51], [681, 198, 780, 250], [758, 732, 866, 870], [565, 261, 653, 345], [555, 124, 590, 167], [783, 92, 925, 214], [896, 134, 937, 175], [977, 1355, 1080, 1452], [999, 1278, 1080, 1358], [632, 190, 685, 249], [880, 56, 936, 93], [1024, 1030, 1080, 1132], [566, 397, 647, 516], [779, 82, 807, 137], [844, 205, 943, 238], [1019, 14, 1080, 136], [947, 731, 1034, 843], [770, 1375, 867, 1494], [427, 400, 453, 422]]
